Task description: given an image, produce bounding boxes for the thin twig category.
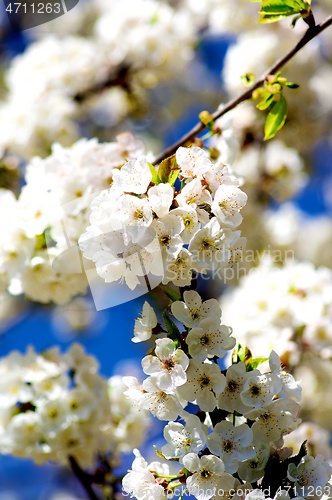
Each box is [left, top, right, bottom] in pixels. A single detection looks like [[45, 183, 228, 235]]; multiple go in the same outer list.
[[69, 455, 100, 500], [152, 14, 332, 165]]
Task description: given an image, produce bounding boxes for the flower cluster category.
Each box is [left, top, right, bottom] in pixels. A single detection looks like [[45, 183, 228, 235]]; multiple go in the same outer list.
[[79, 145, 247, 290], [221, 258, 332, 429], [121, 290, 332, 500], [0, 343, 149, 467], [222, 258, 332, 364], [0, 133, 145, 304]]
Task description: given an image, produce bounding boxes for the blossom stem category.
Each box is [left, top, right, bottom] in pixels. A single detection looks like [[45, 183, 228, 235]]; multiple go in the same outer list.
[[68, 456, 100, 500], [152, 14, 332, 165]]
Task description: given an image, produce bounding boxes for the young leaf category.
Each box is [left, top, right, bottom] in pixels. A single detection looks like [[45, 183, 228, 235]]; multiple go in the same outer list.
[[162, 311, 182, 346], [254, 0, 311, 23], [264, 94, 287, 140], [256, 93, 275, 110], [159, 284, 181, 302], [148, 162, 160, 184], [158, 154, 180, 186], [285, 81, 300, 89], [247, 357, 269, 370]]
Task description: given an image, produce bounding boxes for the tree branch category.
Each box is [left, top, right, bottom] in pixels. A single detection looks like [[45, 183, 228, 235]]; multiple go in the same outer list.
[[68, 455, 100, 500], [152, 14, 332, 165], [74, 65, 131, 103]]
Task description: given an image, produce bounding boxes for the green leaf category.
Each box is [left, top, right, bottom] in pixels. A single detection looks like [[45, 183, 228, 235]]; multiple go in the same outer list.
[[264, 94, 288, 140], [162, 311, 182, 346], [285, 81, 300, 89], [232, 343, 253, 364], [255, 0, 311, 22], [241, 73, 255, 86], [148, 162, 160, 184], [159, 285, 181, 302], [248, 357, 269, 370], [158, 154, 180, 186], [256, 93, 275, 110]]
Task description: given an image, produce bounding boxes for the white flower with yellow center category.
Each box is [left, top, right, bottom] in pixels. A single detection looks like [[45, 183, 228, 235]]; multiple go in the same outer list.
[[176, 178, 212, 209], [123, 376, 186, 421], [172, 207, 200, 244], [288, 455, 332, 499], [188, 217, 230, 272], [217, 362, 258, 415], [176, 146, 212, 179], [112, 157, 152, 194], [211, 184, 247, 228], [207, 421, 255, 474], [249, 398, 301, 443], [142, 338, 189, 392], [182, 453, 235, 500], [186, 317, 236, 362], [161, 415, 207, 459], [177, 360, 226, 412], [240, 373, 283, 412], [162, 248, 196, 287], [171, 290, 222, 329]]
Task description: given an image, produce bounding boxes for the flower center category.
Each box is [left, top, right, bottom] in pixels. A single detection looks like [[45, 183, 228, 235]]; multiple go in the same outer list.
[[250, 384, 261, 396], [200, 469, 211, 479], [200, 334, 210, 346], [222, 440, 234, 452], [198, 375, 211, 387], [228, 380, 238, 392], [160, 235, 171, 246], [162, 359, 175, 372], [134, 209, 145, 220]]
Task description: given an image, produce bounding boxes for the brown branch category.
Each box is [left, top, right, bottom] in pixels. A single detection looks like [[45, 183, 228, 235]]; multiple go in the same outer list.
[[152, 14, 332, 165], [74, 65, 131, 103], [68, 455, 100, 500]]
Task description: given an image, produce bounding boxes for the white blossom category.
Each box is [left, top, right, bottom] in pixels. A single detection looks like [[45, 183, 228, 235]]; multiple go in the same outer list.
[[171, 290, 222, 329], [161, 415, 207, 459], [217, 362, 258, 415], [211, 184, 247, 228], [186, 317, 236, 362], [132, 301, 158, 343], [142, 338, 189, 392], [177, 360, 226, 412], [122, 449, 168, 500], [112, 157, 152, 194], [288, 455, 332, 499], [207, 421, 255, 473], [148, 183, 174, 218], [182, 453, 235, 500]]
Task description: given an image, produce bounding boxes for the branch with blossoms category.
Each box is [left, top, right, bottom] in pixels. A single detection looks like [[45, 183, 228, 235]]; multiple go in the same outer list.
[[122, 290, 332, 500], [153, 11, 332, 164]]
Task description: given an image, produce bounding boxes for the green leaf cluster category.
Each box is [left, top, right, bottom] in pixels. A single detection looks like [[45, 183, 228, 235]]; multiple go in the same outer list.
[[232, 343, 268, 371], [252, 0, 312, 24], [252, 73, 299, 140]]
